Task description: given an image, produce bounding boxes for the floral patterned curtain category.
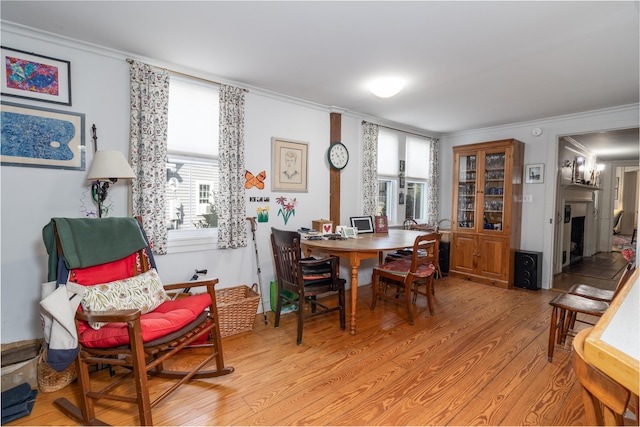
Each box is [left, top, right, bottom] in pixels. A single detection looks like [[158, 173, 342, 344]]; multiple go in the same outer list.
[[362, 121, 379, 217], [129, 60, 170, 254], [217, 84, 247, 249], [427, 138, 440, 225]]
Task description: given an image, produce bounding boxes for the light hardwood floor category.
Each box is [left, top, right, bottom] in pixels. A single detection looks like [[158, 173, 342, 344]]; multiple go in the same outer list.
[[10, 276, 589, 426]]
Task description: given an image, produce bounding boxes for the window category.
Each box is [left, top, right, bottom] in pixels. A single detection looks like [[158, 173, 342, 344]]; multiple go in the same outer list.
[[377, 130, 399, 222], [376, 129, 432, 225], [166, 76, 219, 251], [377, 179, 393, 216], [404, 135, 430, 221], [405, 181, 425, 220]]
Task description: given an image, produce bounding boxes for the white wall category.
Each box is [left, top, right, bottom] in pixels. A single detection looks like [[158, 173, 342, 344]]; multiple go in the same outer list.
[[441, 105, 639, 289]]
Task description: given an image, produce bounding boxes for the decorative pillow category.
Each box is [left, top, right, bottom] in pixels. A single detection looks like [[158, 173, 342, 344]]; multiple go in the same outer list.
[[80, 269, 169, 330]]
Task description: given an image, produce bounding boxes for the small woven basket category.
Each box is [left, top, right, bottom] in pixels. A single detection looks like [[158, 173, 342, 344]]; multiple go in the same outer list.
[[37, 347, 77, 393], [215, 284, 260, 338]]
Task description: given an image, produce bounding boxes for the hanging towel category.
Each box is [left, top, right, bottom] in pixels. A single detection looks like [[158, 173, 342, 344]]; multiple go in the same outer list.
[[39, 281, 85, 372]]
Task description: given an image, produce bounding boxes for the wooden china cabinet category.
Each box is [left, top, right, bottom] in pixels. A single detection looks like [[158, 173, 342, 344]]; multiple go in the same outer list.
[[450, 139, 524, 288]]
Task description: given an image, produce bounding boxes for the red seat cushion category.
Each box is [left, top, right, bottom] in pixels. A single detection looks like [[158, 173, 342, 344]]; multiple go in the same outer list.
[[78, 293, 212, 348], [376, 259, 436, 278]]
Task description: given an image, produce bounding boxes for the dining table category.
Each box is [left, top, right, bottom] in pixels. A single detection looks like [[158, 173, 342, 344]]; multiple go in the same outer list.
[[583, 266, 639, 396], [301, 228, 428, 335]]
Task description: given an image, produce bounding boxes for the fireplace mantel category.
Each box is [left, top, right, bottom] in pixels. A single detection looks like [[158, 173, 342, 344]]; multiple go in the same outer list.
[[563, 184, 599, 203], [563, 183, 601, 191]]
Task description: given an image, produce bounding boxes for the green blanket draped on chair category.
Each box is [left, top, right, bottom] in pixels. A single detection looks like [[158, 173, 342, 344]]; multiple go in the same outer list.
[[42, 217, 148, 281]]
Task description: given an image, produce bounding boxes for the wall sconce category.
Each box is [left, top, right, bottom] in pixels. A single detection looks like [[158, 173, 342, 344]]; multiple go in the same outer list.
[[86, 150, 135, 217], [86, 125, 135, 217]]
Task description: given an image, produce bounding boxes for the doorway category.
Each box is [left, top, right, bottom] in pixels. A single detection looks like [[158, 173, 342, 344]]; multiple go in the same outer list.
[[551, 128, 640, 291]]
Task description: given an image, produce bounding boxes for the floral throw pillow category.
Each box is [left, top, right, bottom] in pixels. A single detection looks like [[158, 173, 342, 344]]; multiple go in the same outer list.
[[80, 269, 169, 329]]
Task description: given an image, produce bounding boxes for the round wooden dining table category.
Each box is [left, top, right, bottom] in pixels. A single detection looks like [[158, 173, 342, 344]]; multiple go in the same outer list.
[[301, 229, 428, 335]]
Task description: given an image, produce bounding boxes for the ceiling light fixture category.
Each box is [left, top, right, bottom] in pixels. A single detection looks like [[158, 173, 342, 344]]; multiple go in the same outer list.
[[369, 77, 405, 98]]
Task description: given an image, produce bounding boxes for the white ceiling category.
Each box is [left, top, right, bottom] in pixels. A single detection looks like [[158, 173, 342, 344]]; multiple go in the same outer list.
[[1, 1, 639, 159]]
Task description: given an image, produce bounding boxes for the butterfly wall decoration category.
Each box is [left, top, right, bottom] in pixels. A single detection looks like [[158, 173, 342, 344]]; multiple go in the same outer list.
[[245, 170, 266, 189]]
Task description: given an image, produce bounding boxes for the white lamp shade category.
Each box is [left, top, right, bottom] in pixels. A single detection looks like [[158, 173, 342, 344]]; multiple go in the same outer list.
[[86, 150, 136, 180]]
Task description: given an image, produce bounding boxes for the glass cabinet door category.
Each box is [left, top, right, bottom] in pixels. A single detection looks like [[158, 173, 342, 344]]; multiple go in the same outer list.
[[456, 154, 476, 229], [482, 152, 506, 231]]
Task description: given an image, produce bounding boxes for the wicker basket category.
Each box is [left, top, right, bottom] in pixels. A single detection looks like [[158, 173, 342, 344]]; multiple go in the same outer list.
[[37, 347, 77, 393], [215, 284, 260, 337]]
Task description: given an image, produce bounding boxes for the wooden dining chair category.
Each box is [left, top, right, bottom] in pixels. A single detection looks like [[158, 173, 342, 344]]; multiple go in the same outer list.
[[388, 222, 443, 280], [402, 218, 419, 230], [568, 263, 635, 302], [547, 263, 636, 362], [270, 228, 346, 345], [371, 233, 440, 325], [572, 328, 631, 426]]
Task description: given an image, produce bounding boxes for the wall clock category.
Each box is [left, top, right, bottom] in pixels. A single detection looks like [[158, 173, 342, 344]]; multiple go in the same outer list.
[[328, 142, 349, 170]]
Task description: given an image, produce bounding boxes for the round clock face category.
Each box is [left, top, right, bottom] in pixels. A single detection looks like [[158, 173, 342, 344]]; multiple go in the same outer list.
[[328, 142, 349, 170]]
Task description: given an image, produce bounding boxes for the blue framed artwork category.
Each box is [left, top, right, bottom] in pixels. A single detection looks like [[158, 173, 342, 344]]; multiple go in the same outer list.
[[1, 101, 85, 170], [1, 46, 72, 105]]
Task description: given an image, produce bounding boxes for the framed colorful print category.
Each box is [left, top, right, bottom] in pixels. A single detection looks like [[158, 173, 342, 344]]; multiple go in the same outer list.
[[375, 215, 389, 233], [1, 101, 85, 170], [525, 163, 544, 184], [272, 137, 308, 192], [1, 46, 72, 106]]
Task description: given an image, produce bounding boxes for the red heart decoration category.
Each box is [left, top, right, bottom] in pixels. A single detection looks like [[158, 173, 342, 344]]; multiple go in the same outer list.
[[323, 223, 332, 234]]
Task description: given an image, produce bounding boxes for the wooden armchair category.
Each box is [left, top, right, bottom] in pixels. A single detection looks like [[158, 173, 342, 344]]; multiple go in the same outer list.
[[371, 233, 440, 324], [42, 217, 233, 425], [270, 228, 346, 345]]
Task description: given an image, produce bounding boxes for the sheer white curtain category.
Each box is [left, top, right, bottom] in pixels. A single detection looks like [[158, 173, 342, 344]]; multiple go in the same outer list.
[[217, 84, 247, 249], [362, 121, 379, 217], [129, 60, 170, 254]]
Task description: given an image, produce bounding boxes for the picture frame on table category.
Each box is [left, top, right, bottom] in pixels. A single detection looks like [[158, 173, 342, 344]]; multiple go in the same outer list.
[[271, 137, 308, 192], [375, 215, 388, 233], [1, 46, 72, 106], [525, 163, 544, 184], [340, 226, 358, 239], [350, 216, 374, 234], [1, 101, 85, 170]]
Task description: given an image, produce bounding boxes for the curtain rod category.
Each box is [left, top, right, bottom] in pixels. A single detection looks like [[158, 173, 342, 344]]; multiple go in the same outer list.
[[126, 58, 248, 91], [362, 120, 437, 140]]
